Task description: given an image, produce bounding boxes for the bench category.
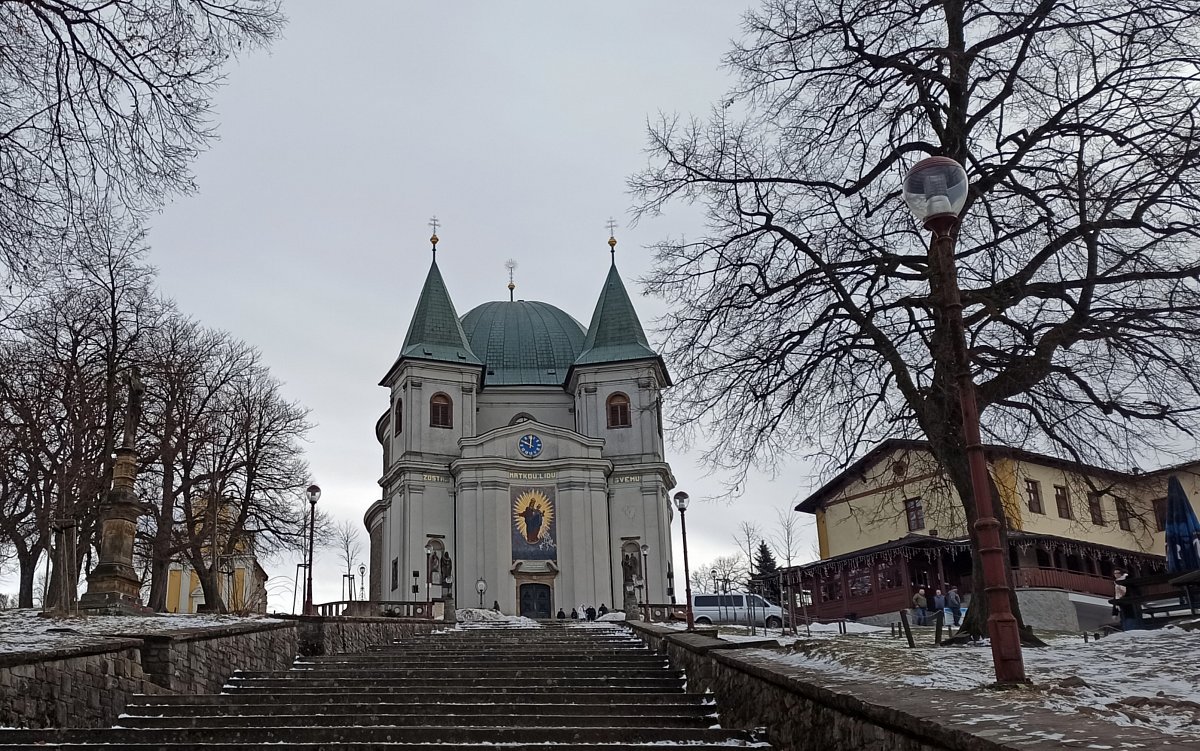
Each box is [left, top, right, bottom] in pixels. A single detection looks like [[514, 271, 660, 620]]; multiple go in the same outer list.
[[1111, 572, 1198, 628]]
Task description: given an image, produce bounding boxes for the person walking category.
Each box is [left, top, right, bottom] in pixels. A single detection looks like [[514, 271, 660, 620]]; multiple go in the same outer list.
[[946, 586, 962, 627], [912, 587, 928, 626]]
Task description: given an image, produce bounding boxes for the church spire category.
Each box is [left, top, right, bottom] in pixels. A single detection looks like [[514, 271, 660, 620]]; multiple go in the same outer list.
[[573, 233, 663, 373], [380, 233, 481, 385]]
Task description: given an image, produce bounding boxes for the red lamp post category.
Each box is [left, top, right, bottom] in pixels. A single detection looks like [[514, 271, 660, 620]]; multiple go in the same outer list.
[[673, 491, 695, 630], [902, 157, 1026, 684]]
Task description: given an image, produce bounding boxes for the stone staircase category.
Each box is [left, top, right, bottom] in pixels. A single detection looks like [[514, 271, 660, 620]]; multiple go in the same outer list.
[[0, 621, 771, 749]]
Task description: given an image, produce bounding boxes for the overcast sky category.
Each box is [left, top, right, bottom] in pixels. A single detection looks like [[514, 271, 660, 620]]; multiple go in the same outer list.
[[12, 2, 830, 610]]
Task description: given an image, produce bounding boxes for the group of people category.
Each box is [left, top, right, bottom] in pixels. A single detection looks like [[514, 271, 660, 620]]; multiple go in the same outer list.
[[911, 585, 962, 627], [556, 603, 609, 621]]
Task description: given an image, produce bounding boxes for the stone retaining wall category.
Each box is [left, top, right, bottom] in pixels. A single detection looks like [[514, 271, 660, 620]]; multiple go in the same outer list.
[[626, 622, 1186, 751], [281, 615, 438, 656], [0, 640, 165, 729], [137, 620, 297, 694]]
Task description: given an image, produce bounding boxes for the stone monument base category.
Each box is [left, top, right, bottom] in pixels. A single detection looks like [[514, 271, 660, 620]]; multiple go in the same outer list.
[[78, 591, 153, 616]]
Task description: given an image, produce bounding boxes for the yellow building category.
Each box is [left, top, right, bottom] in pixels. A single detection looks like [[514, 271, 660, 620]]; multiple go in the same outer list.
[[164, 498, 269, 614], [164, 553, 268, 614], [791, 439, 1195, 630]]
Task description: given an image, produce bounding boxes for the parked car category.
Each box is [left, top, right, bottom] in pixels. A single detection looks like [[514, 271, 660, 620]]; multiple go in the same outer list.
[[691, 592, 784, 628]]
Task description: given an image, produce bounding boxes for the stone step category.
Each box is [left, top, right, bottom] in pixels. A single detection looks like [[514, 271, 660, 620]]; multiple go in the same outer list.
[[223, 676, 685, 690], [299, 654, 667, 665], [122, 701, 715, 718], [0, 739, 763, 743], [117, 712, 714, 729], [0, 726, 758, 746], [127, 691, 707, 707], [261, 667, 678, 679]]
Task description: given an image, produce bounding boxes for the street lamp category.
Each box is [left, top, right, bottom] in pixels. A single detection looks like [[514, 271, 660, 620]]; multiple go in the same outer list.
[[673, 491, 695, 630], [303, 484, 321, 616], [476, 576, 487, 608], [424, 543, 434, 602], [902, 156, 1026, 684], [640, 543, 650, 602], [358, 563, 366, 601]]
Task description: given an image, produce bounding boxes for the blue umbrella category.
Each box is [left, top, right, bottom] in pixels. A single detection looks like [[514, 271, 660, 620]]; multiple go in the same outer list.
[[1165, 476, 1200, 573]]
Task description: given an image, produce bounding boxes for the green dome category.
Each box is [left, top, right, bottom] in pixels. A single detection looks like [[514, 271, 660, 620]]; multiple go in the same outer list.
[[460, 301, 587, 386]]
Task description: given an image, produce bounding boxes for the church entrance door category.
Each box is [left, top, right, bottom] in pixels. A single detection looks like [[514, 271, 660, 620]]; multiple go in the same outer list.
[[519, 583, 552, 619]]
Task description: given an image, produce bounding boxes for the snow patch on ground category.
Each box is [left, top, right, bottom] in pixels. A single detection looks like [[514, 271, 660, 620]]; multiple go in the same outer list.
[[753, 624, 1200, 738], [453, 608, 541, 628], [0, 609, 285, 656]]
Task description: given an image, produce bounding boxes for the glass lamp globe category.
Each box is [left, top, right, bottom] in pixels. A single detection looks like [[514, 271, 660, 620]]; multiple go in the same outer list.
[[476, 577, 487, 594], [672, 491, 690, 511], [306, 484, 321, 504], [902, 157, 968, 222]]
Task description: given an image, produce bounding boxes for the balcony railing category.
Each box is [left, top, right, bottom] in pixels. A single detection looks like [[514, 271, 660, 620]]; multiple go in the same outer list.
[[1013, 567, 1114, 598], [314, 599, 435, 619]]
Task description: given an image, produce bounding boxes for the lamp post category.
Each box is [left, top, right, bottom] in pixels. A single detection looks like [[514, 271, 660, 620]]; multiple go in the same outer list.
[[902, 156, 1026, 684], [673, 491, 695, 630], [424, 544, 434, 603], [476, 577, 487, 608], [303, 484, 320, 616], [359, 563, 366, 601], [640, 543, 650, 603]]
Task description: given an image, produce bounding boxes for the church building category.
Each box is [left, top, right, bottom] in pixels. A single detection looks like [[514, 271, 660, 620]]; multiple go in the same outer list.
[[364, 231, 677, 618]]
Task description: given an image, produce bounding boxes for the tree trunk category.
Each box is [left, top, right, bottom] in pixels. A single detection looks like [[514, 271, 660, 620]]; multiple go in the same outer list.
[[17, 551, 39, 608], [193, 559, 227, 614], [932, 439, 1045, 646]]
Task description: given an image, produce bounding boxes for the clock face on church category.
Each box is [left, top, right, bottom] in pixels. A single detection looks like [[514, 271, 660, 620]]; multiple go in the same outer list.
[[518, 433, 543, 458]]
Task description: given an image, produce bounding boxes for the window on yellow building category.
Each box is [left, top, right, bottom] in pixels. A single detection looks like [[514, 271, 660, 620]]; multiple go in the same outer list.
[[1054, 485, 1072, 519], [1153, 497, 1167, 531], [904, 498, 925, 531], [1116, 498, 1133, 531], [1025, 479, 1044, 514], [1087, 493, 1105, 526]]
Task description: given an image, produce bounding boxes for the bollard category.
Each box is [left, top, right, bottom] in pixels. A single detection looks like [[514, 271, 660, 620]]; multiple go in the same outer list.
[[1083, 631, 1089, 643], [898, 610, 916, 648], [934, 610, 944, 646]]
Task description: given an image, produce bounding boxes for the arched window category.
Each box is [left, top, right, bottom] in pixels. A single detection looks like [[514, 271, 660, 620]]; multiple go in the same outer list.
[[393, 399, 403, 433], [509, 412, 536, 425], [607, 392, 631, 428], [430, 393, 453, 428]]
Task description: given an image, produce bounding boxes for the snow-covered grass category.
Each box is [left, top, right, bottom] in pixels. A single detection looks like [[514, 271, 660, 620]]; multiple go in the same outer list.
[[0, 608, 284, 657], [751, 624, 1200, 738]]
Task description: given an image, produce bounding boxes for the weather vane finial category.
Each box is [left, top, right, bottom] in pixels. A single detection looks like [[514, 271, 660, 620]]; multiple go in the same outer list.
[[606, 217, 618, 261], [505, 259, 518, 302], [429, 216, 440, 254]]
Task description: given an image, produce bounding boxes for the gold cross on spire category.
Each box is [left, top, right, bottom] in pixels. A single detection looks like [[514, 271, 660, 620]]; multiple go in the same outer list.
[[505, 259, 518, 302], [429, 216, 440, 253], [606, 217, 618, 259]]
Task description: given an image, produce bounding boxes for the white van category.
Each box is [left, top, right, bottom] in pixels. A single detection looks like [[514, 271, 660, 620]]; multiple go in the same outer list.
[[691, 592, 784, 628]]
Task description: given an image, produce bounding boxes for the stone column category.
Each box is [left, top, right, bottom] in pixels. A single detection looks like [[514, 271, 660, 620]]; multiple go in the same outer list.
[[80, 447, 150, 614]]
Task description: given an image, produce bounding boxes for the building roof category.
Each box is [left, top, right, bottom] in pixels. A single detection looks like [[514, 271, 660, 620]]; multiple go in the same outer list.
[[460, 301, 587, 386], [794, 438, 1147, 514], [381, 259, 482, 384], [573, 262, 660, 368]]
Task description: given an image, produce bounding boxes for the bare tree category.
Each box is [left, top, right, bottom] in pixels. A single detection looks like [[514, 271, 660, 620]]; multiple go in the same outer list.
[[730, 522, 763, 584], [770, 506, 805, 570], [333, 519, 362, 598], [631, 0, 1200, 637], [0, 1, 284, 277]]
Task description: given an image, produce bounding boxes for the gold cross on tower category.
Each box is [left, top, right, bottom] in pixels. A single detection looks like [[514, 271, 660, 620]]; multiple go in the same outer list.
[[429, 216, 441, 253]]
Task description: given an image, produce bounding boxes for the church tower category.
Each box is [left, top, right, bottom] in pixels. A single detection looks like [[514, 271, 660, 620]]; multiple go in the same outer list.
[[567, 234, 674, 604], [371, 230, 482, 603]]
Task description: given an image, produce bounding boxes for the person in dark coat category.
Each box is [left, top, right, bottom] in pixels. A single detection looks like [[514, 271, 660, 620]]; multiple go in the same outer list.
[[598, 603, 609, 616], [570, 608, 579, 619], [946, 586, 962, 627], [585, 605, 597, 621], [556, 608, 566, 619]]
